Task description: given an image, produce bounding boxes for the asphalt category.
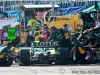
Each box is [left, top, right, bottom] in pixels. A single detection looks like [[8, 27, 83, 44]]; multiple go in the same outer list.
[[0, 63, 100, 75]]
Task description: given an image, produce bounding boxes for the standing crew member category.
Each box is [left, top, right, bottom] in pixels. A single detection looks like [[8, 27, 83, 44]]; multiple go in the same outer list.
[[63, 24, 72, 38], [46, 26, 71, 52]]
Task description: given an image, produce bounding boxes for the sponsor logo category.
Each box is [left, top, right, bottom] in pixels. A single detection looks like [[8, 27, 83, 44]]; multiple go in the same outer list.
[[50, 17, 69, 22]]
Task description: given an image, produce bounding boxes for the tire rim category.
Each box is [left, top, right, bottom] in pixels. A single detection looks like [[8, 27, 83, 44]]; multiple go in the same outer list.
[[85, 51, 90, 60], [85, 48, 93, 61]]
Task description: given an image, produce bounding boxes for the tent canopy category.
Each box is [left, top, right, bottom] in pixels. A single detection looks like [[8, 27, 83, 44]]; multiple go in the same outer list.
[[82, 3, 100, 13]]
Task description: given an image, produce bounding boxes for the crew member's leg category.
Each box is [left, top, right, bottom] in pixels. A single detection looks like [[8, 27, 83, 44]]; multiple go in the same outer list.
[[66, 38, 71, 52], [74, 55, 80, 64], [79, 53, 86, 64], [0, 58, 10, 66]]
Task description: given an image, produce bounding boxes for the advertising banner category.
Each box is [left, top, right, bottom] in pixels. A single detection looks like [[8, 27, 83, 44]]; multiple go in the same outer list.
[[0, 18, 16, 27]]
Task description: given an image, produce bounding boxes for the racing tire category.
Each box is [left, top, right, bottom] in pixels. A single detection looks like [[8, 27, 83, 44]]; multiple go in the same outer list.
[[84, 47, 93, 62], [59, 48, 69, 65], [8, 58, 13, 65], [19, 50, 30, 66], [0, 58, 11, 67]]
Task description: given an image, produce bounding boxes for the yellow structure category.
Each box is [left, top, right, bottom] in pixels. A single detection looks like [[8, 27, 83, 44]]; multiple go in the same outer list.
[[49, 15, 83, 35]]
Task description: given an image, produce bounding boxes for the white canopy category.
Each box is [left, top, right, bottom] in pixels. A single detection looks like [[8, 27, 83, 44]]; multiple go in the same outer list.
[[23, 5, 59, 8]]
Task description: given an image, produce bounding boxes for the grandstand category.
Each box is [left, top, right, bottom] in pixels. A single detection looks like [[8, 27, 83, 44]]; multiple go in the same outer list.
[[0, 0, 100, 11]]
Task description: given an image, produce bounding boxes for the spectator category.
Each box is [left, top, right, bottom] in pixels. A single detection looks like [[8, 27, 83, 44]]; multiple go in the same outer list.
[[28, 26, 35, 38], [13, 22, 20, 36], [42, 24, 50, 42], [0, 27, 3, 45], [21, 18, 28, 27], [1, 27, 8, 44], [27, 16, 37, 30], [78, 11, 86, 22], [95, 10, 100, 27], [79, 12, 95, 31]]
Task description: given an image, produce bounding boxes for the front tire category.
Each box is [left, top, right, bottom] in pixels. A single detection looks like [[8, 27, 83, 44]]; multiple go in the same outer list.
[[59, 48, 69, 65], [19, 50, 30, 66]]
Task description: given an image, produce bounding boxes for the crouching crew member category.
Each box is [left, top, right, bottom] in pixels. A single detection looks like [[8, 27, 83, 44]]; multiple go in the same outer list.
[[70, 36, 86, 64], [0, 42, 16, 66]]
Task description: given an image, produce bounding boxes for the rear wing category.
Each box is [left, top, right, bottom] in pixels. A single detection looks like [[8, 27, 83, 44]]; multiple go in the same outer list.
[[31, 41, 60, 48]]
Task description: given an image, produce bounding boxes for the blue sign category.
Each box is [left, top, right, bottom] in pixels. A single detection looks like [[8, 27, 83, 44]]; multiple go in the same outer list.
[[5, 10, 21, 22]]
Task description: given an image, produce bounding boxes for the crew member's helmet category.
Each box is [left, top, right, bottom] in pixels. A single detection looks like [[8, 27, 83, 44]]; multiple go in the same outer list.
[[89, 31, 95, 36], [71, 36, 77, 42]]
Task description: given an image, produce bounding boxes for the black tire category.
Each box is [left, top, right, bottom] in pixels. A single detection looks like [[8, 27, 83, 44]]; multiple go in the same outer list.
[[19, 50, 30, 66], [0, 58, 11, 67], [59, 48, 69, 65], [8, 58, 13, 65]]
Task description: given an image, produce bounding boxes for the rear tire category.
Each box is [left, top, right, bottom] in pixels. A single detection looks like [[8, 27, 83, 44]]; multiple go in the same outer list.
[[59, 48, 69, 65], [19, 50, 30, 66]]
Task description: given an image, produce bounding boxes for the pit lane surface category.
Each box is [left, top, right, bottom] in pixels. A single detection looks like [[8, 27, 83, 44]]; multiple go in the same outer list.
[[0, 63, 100, 75]]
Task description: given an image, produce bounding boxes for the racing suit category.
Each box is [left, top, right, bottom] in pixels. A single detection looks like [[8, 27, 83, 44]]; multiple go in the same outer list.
[[0, 46, 12, 66], [73, 40, 86, 64], [87, 36, 99, 48], [50, 28, 71, 51]]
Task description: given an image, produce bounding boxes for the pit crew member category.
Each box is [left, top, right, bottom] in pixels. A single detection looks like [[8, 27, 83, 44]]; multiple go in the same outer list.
[[70, 36, 86, 64], [0, 42, 16, 66], [86, 31, 99, 48], [46, 26, 71, 52]]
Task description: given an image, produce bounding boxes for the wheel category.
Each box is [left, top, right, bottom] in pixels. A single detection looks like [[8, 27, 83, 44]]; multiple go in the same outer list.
[[84, 47, 93, 62], [19, 50, 30, 66], [8, 58, 13, 65], [0, 58, 11, 67], [59, 48, 69, 65]]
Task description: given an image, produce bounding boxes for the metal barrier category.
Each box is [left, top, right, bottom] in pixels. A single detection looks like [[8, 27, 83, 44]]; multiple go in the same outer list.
[[1, 0, 100, 11]]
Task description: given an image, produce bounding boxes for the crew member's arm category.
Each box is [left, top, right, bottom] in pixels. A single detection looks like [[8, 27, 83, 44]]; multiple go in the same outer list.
[[68, 31, 72, 38], [70, 43, 77, 55], [96, 10, 99, 21], [87, 37, 98, 48], [70, 46, 76, 55], [90, 38, 98, 48], [46, 36, 52, 42], [46, 32, 53, 42], [62, 28, 72, 38], [7, 49, 16, 58]]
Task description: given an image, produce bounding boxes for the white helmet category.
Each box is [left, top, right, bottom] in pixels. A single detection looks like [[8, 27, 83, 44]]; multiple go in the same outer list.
[[14, 22, 20, 26]]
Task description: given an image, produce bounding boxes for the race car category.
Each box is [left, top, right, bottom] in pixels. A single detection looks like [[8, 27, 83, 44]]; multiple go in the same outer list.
[[17, 41, 69, 66]]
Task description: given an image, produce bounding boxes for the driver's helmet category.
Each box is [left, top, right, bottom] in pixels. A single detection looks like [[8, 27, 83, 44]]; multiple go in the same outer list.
[[71, 36, 77, 42], [89, 31, 95, 36]]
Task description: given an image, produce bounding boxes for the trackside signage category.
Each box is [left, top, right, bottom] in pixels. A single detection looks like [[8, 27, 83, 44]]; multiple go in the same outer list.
[[56, 18, 69, 21], [31, 42, 60, 48]]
